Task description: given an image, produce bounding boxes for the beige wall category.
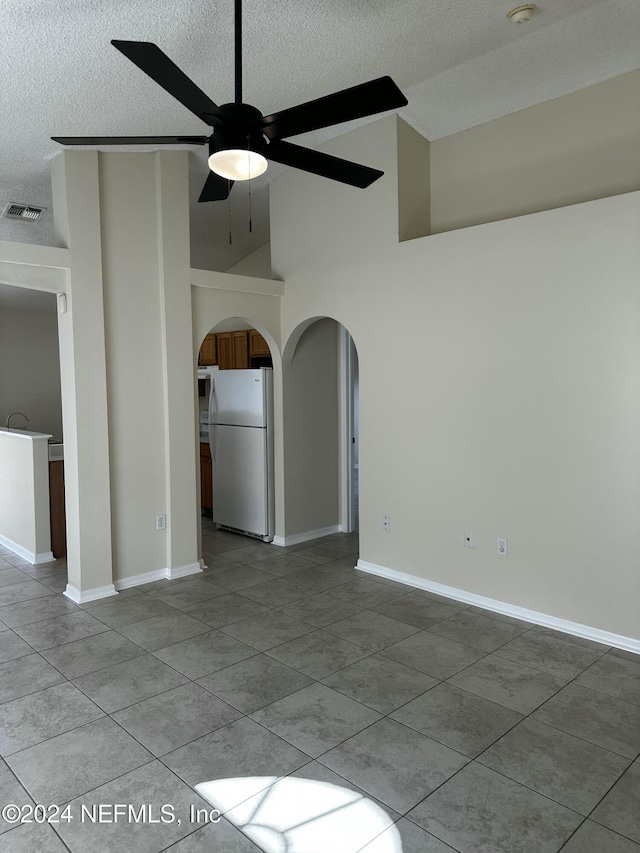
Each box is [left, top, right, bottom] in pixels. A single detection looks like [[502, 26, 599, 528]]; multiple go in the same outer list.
[[270, 112, 640, 641], [430, 69, 640, 233], [0, 306, 63, 439]]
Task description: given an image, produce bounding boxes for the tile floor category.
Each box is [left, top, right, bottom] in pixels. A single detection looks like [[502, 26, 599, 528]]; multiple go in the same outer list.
[[0, 524, 639, 852]]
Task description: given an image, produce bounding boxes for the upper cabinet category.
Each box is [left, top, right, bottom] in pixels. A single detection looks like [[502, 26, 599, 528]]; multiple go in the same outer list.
[[198, 333, 217, 366], [199, 329, 272, 370]]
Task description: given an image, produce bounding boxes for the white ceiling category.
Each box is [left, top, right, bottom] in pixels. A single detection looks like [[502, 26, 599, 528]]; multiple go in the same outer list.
[[0, 284, 57, 313], [2, 0, 639, 280]]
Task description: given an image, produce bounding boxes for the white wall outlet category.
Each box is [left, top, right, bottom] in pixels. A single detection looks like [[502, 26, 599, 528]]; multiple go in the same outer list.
[[497, 537, 508, 556], [156, 514, 166, 531], [464, 530, 474, 548], [382, 515, 390, 532]]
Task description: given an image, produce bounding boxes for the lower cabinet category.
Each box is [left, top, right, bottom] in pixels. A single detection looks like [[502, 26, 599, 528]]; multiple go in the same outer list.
[[200, 442, 213, 510], [49, 460, 67, 558]]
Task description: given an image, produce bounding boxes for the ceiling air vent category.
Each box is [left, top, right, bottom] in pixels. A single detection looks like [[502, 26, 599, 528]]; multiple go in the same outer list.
[[2, 202, 45, 222]]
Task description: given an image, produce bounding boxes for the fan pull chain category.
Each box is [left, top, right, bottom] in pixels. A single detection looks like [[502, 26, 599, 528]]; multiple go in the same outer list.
[[228, 181, 232, 244], [247, 139, 253, 233]]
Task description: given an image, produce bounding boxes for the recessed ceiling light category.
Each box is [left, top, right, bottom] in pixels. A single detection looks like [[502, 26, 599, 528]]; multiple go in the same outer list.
[[507, 4, 537, 23]]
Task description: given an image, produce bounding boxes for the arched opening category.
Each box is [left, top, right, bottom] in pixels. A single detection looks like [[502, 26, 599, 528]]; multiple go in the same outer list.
[[195, 317, 278, 564], [281, 317, 359, 550]]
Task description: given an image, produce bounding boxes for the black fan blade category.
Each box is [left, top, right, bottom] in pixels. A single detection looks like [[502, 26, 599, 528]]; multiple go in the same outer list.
[[254, 76, 407, 141], [199, 171, 233, 202], [266, 140, 383, 188], [111, 41, 225, 126], [52, 135, 208, 145]]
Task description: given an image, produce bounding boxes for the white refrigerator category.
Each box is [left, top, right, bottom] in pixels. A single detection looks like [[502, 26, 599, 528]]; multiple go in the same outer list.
[[208, 367, 275, 542]]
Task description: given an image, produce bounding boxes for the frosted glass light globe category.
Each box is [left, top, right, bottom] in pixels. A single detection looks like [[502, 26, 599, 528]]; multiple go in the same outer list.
[[208, 149, 268, 181]]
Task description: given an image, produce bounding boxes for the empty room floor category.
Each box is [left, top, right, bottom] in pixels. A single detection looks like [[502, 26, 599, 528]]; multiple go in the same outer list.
[[0, 522, 639, 852]]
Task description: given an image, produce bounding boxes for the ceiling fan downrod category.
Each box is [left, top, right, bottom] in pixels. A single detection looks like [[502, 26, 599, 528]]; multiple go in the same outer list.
[[235, 0, 242, 105]]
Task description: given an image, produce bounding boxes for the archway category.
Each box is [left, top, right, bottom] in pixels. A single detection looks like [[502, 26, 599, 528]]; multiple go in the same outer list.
[[281, 317, 359, 548], [194, 316, 279, 562]]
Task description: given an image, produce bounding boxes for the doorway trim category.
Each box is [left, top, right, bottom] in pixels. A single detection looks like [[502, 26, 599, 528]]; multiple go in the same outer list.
[[338, 324, 356, 533]]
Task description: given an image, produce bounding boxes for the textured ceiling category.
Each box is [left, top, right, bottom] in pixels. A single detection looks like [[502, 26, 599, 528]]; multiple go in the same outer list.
[[2, 0, 639, 281]]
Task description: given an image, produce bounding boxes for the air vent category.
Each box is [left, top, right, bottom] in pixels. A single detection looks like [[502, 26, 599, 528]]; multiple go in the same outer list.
[[2, 203, 45, 222]]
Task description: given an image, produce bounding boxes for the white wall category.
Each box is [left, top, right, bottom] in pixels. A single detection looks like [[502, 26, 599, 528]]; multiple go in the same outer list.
[[430, 69, 640, 233], [270, 111, 640, 642], [0, 306, 63, 439]]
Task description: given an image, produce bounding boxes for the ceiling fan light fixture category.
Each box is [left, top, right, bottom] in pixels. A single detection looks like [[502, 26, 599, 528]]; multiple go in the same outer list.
[[208, 149, 268, 181]]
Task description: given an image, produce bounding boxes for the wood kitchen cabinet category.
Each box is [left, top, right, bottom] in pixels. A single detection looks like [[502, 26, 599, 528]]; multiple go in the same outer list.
[[198, 328, 270, 370], [200, 442, 213, 510], [198, 333, 217, 366], [49, 460, 67, 558], [216, 330, 249, 369]]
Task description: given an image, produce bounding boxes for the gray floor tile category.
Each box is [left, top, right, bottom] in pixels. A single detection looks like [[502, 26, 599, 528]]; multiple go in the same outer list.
[[265, 630, 370, 679], [112, 682, 241, 756], [448, 652, 568, 713], [198, 654, 312, 714], [0, 630, 33, 663], [181, 592, 269, 628], [165, 821, 262, 851], [591, 761, 640, 844], [328, 579, 407, 609], [575, 653, 640, 706], [36, 574, 68, 594], [279, 591, 363, 627], [40, 630, 144, 678], [561, 820, 640, 852], [283, 565, 353, 592], [0, 653, 65, 703], [360, 818, 458, 852], [0, 581, 53, 607], [527, 624, 612, 652], [373, 594, 462, 628], [380, 631, 485, 679], [117, 611, 211, 651], [153, 630, 257, 679], [238, 577, 313, 607], [72, 653, 189, 713], [84, 595, 177, 628], [391, 682, 523, 758], [164, 716, 310, 805], [53, 760, 210, 853], [0, 568, 31, 588], [324, 610, 420, 651], [13, 610, 110, 651], [219, 610, 315, 651], [427, 610, 529, 652], [247, 553, 319, 576], [318, 717, 467, 813], [6, 717, 152, 804], [0, 595, 78, 628], [0, 759, 34, 835], [532, 682, 640, 758], [208, 564, 275, 591], [608, 647, 640, 663], [495, 630, 606, 680], [0, 823, 69, 852], [0, 682, 103, 756], [220, 544, 276, 564], [478, 718, 631, 815], [322, 653, 438, 714], [150, 578, 226, 609], [250, 682, 381, 758], [407, 761, 582, 853]]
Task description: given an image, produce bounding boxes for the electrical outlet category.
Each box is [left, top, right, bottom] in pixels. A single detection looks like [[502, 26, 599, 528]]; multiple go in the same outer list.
[[497, 537, 508, 556], [382, 515, 390, 532], [156, 514, 166, 531], [464, 530, 474, 548]]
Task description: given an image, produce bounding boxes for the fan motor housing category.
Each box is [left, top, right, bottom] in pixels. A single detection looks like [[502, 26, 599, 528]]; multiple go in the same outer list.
[[210, 102, 266, 155]]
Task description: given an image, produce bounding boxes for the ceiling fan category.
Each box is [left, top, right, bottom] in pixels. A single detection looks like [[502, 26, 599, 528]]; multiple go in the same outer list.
[[52, 0, 408, 202]]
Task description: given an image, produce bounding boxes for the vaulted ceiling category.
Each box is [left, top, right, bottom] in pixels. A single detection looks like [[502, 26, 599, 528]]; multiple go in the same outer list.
[[3, 0, 639, 273]]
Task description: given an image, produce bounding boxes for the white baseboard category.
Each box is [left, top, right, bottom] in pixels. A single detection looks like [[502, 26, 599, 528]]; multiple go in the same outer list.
[[357, 559, 640, 655], [64, 582, 118, 604], [0, 533, 54, 566], [115, 562, 202, 591], [272, 525, 341, 548]]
